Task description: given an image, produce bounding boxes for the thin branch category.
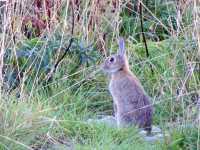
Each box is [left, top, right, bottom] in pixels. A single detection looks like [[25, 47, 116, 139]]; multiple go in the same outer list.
[[45, 0, 75, 82], [139, 1, 149, 57], [139, 1, 154, 73]]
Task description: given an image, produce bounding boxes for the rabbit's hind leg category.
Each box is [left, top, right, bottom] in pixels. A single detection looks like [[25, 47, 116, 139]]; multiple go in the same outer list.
[[117, 113, 135, 128]]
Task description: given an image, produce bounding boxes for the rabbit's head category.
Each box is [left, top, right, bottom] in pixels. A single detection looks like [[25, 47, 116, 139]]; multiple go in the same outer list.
[[102, 38, 128, 74]]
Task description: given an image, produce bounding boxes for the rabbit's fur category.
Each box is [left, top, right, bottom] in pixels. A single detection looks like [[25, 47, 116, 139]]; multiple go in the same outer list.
[[102, 38, 153, 134]]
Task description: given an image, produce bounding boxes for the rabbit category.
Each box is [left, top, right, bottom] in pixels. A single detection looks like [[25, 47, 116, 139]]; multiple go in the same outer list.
[[101, 38, 153, 134]]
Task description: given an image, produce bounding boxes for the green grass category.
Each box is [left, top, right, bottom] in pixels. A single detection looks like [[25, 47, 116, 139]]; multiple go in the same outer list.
[[0, 94, 164, 150], [0, 39, 199, 149]]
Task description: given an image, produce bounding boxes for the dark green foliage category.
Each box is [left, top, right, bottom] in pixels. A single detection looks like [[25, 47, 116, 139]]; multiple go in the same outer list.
[[3, 36, 99, 92], [120, 0, 177, 41]]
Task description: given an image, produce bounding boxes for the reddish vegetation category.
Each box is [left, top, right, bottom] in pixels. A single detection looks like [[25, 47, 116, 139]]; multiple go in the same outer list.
[[22, 0, 61, 37]]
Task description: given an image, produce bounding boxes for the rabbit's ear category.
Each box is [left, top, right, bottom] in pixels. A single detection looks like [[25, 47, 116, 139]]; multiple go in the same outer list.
[[118, 37, 126, 56]]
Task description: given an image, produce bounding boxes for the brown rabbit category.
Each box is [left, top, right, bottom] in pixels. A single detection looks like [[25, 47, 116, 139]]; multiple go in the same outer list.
[[101, 38, 153, 134]]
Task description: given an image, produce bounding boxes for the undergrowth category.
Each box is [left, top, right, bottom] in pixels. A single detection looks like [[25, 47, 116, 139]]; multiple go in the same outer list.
[[0, 0, 200, 149]]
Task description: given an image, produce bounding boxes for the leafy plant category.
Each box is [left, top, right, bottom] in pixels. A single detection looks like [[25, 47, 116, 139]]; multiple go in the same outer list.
[[3, 36, 99, 92]]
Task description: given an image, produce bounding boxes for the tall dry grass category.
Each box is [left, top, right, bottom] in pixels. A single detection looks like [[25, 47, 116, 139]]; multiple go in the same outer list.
[[0, 0, 200, 149]]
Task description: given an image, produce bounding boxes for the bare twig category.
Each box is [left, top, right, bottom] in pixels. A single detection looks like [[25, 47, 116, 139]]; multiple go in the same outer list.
[[139, 2, 149, 57], [45, 0, 75, 82], [139, 1, 154, 73]]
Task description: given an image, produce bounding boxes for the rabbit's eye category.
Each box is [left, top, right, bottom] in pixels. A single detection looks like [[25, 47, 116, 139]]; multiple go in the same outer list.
[[109, 57, 114, 63]]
